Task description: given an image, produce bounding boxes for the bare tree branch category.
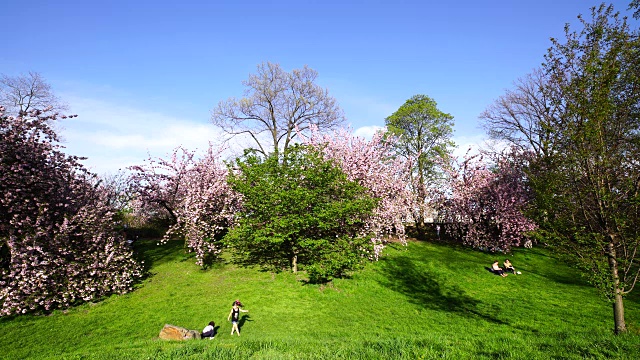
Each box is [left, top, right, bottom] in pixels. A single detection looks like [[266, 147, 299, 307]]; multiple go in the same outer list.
[[479, 68, 566, 159], [0, 72, 68, 116], [211, 62, 345, 156]]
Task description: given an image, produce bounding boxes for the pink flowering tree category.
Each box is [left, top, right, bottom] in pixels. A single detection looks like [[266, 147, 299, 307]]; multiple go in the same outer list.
[[302, 126, 415, 257], [129, 145, 241, 267], [128, 147, 195, 225], [439, 150, 536, 252], [0, 107, 143, 316]]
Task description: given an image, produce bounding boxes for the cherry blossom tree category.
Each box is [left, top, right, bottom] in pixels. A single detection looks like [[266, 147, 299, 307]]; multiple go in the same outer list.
[[0, 106, 142, 316], [129, 145, 240, 267], [302, 126, 415, 257], [439, 150, 536, 252], [129, 147, 195, 225]]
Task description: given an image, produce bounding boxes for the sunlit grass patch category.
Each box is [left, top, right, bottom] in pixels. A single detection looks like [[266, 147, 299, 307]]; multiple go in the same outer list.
[[0, 238, 638, 359]]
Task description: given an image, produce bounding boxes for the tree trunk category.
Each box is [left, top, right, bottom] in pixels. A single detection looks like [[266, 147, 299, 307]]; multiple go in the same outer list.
[[291, 253, 298, 273], [161, 202, 178, 224], [412, 198, 428, 240], [613, 293, 626, 334], [415, 220, 428, 240], [607, 241, 627, 334]]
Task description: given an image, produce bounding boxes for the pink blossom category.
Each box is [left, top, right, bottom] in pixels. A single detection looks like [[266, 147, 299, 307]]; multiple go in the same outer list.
[[1, 109, 143, 316], [439, 149, 536, 252], [302, 125, 416, 257]]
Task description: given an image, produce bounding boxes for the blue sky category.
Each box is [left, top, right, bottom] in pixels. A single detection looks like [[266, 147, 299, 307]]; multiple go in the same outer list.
[[2, 0, 637, 174]]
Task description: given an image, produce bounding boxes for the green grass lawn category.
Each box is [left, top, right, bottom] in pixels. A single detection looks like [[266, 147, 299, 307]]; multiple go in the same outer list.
[[1, 238, 639, 359]]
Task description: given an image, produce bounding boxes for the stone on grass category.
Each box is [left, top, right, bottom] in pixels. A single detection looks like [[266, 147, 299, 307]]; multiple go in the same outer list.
[[159, 324, 201, 340]]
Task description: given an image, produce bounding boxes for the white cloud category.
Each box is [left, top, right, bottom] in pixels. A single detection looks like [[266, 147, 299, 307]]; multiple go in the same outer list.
[[59, 96, 225, 175], [452, 134, 509, 159], [82, 123, 218, 151], [56, 91, 505, 176], [353, 125, 385, 140]]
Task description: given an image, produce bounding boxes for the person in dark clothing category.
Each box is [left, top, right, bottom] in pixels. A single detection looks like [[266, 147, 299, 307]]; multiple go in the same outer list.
[[504, 259, 517, 274], [201, 321, 216, 339], [492, 260, 508, 277], [228, 300, 249, 336]]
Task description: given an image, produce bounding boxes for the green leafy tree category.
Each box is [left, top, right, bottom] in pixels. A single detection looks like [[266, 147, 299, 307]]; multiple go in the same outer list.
[[384, 95, 454, 238], [630, 0, 639, 19], [483, 4, 640, 334], [538, 4, 640, 334], [225, 145, 378, 282]]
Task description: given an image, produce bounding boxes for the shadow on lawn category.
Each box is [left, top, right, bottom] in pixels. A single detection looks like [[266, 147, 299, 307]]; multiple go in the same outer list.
[[378, 255, 506, 324], [133, 238, 191, 275], [517, 247, 590, 287], [238, 314, 252, 332]]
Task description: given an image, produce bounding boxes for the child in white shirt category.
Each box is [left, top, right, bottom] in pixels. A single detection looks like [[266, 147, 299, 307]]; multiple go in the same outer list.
[[201, 321, 216, 339]]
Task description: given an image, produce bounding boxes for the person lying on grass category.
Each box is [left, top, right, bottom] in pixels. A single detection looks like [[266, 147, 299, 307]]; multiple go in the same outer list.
[[228, 300, 249, 336], [492, 261, 508, 277]]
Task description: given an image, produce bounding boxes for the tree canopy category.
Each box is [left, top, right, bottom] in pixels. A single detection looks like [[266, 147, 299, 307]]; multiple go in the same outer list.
[[303, 126, 415, 253], [129, 145, 240, 267], [384, 94, 455, 237], [0, 107, 142, 316], [211, 62, 345, 156], [0, 72, 67, 116], [440, 150, 536, 252], [225, 145, 378, 283], [481, 3, 640, 334]]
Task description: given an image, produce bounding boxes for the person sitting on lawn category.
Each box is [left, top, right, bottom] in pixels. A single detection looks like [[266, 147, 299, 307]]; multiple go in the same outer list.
[[504, 259, 516, 274], [201, 321, 216, 339], [492, 260, 508, 277]]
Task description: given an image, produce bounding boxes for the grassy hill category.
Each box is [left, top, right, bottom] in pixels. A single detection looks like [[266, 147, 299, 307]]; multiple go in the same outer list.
[[0, 238, 639, 359]]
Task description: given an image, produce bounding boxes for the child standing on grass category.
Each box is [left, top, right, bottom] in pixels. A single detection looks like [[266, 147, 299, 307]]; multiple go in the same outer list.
[[228, 300, 248, 336]]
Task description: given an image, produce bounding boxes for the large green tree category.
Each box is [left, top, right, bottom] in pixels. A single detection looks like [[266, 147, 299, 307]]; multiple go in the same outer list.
[[482, 4, 640, 334], [384, 94, 454, 238], [225, 145, 378, 283]]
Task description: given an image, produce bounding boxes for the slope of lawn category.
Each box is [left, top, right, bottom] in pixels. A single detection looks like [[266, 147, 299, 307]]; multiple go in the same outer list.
[[0, 238, 639, 359]]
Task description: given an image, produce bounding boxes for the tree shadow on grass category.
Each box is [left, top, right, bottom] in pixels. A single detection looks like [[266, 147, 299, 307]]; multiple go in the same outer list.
[[524, 268, 588, 287], [517, 248, 591, 287], [133, 238, 189, 277], [378, 256, 507, 324]]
